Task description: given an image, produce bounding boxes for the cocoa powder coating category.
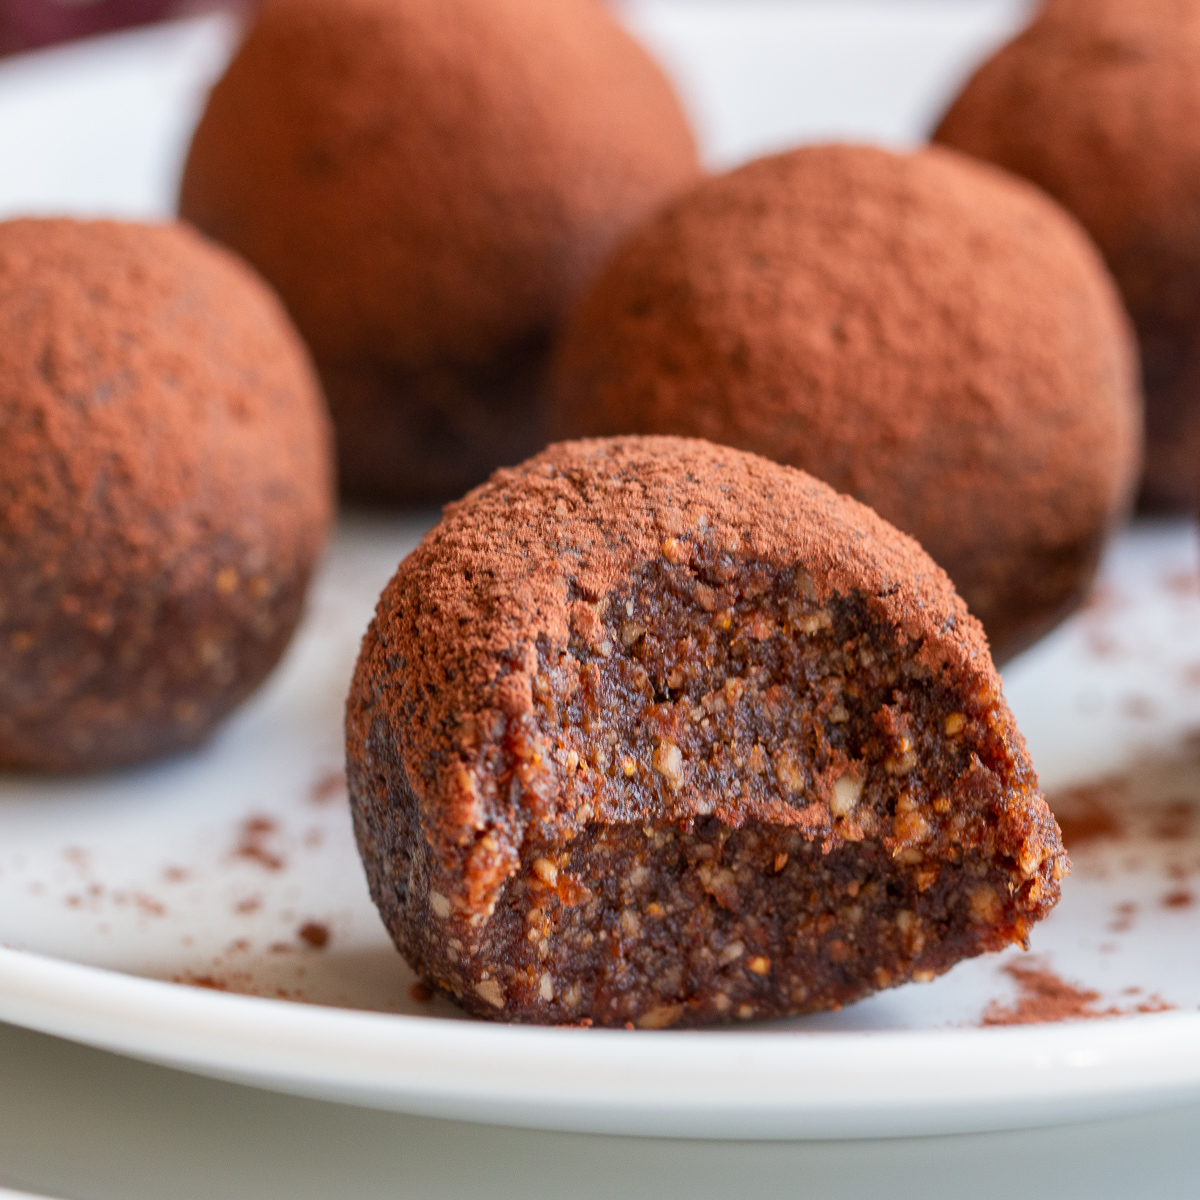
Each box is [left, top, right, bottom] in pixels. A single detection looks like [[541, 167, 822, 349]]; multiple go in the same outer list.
[[935, 0, 1200, 510], [347, 436, 1066, 1027], [550, 144, 1141, 663], [180, 0, 700, 503], [0, 218, 334, 771]]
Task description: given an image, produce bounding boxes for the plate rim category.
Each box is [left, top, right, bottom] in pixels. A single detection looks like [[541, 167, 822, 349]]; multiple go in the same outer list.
[[3, 945, 1199, 1140]]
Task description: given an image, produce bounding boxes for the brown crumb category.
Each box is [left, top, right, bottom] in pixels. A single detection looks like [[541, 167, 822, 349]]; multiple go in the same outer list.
[[1162, 889, 1195, 910], [162, 865, 190, 883], [1156, 802, 1194, 842], [1050, 782, 1121, 847], [134, 893, 166, 917], [310, 769, 347, 805], [409, 981, 433, 1003], [234, 895, 262, 915], [233, 815, 285, 871], [1110, 901, 1137, 933], [298, 920, 330, 949], [176, 974, 228, 991], [1136, 998, 1176, 1014]]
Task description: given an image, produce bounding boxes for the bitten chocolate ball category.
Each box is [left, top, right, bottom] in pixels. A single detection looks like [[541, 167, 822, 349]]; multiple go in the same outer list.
[[935, 0, 1200, 510], [551, 144, 1141, 663], [347, 436, 1066, 1028], [0, 219, 334, 772], [180, 0, 699, 504]]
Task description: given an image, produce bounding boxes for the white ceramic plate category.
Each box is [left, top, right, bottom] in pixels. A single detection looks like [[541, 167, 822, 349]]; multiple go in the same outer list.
[[3, 1, 1200, 1142]]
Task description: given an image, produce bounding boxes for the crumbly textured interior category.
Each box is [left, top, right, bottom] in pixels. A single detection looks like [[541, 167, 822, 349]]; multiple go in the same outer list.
[[347, 437, 1065, 1027], [550, 144, 1141, 661], [934, 0, 1197, 509]]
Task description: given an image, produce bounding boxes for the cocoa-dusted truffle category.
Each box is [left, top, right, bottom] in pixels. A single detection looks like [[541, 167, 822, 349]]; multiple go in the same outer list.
[[550, 144, 1141, 663], [347, 436, 1066, 1028], [0, 219, 334, 772], [934, 0, 1200, 510], [180, 0, 700, 504]]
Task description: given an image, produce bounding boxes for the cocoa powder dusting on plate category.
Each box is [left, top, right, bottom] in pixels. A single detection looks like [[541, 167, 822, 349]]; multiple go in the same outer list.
[[298, 921, 330, 949], [232, 815, 285, 872], [981, 959, 1173, 1025]]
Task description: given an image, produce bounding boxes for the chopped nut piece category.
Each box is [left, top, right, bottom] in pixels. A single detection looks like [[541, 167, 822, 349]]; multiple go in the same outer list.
[[660, 537, 689, 564], [620, 756, 637, 777], [893, 809, 931, 844], [720, 939, 745, 963], [620, 621, 645, 647], [969, 883, 1002, 925], [652, 740, 684, 790], [911, 968, 936, 984], [539, 972, 554, 1001], [474, 978, 506, 1008], [637, 1003, 684, 1029], [429, 891, 451, 919], [774, 749, 804, 794], [531, 857, 559, 886], [944, 712, 966, 736], [215, 567, 238, 594], [747, 955, 771, 975], [773, 852, 789, 873], [796, 609, 832, 634], [830, 773, 863, 817]]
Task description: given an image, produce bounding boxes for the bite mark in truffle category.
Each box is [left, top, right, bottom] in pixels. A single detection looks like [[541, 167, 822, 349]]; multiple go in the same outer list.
[[346, 436, 1066, 1027]]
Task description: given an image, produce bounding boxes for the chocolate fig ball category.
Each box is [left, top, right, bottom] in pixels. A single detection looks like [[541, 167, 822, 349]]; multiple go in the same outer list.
[[0, 219, 334, 772], [180, 0, 700, 504], [347, 436, 1066, 1028], [551, 144, 1141, 663], [935, 0, 1200, 510]]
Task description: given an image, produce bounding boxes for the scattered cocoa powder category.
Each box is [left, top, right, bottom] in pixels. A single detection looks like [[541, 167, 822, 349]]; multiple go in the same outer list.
[[176, 974, 229, 992], [982, 959, 1116, 1025], [310, 770, 346, 806], [233, 816, 285, 872], [133, 893, 165, 917], [298, 921, 330, 949], [1051, 782, 1122, 847], [1110, 901, 1138, 933], [1156, 801, 1194, 842]]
